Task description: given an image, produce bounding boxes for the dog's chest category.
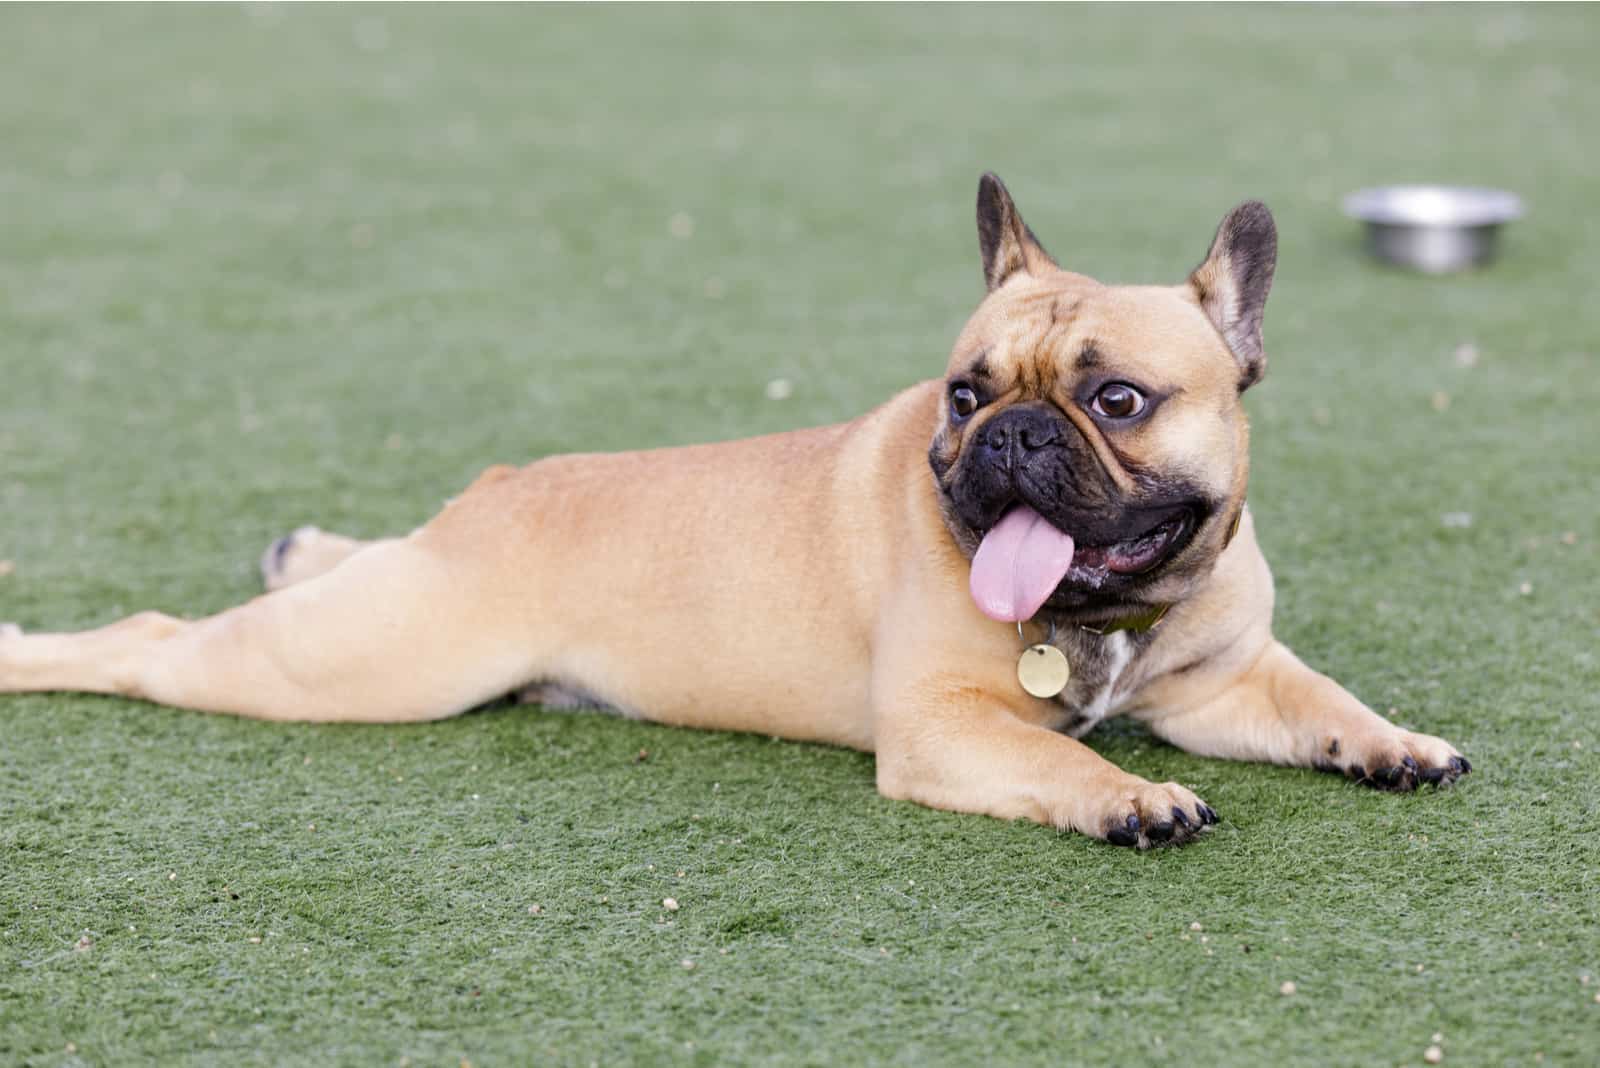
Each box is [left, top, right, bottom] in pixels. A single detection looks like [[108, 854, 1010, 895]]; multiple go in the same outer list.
[[1052, 630, 1138, 737]]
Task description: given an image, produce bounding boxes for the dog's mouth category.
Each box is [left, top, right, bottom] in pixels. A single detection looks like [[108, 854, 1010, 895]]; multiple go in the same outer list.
[[1070, 509, 1194, 581], [967, 504, 1196, 623]]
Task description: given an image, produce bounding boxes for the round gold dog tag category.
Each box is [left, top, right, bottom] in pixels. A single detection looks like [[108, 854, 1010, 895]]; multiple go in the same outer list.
[[1017, 643, 1070, 699]]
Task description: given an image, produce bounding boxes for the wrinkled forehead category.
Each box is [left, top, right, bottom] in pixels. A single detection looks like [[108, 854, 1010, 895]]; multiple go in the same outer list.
[[947, 275, 1234, 390]]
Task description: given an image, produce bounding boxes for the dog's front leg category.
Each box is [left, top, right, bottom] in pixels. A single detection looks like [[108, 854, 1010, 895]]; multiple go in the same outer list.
[[1136, 641, 1471, 790], [873, 673, 1217, 847]]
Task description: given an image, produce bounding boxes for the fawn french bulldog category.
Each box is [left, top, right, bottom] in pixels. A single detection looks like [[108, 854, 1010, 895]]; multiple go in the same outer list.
[[0, 174, 1469, 846]]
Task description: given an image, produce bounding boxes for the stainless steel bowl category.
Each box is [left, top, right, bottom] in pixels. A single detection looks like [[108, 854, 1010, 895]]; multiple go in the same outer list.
[[1343, 185, 1524, 273]]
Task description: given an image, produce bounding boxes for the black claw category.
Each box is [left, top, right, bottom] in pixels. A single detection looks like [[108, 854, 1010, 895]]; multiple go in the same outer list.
[[1454, 756, 1472, 774], [1172, 806, 1192, 829], [1348, 764, 1366, 782], [1146, 820, 1175, 843], [1199, 804, 1219, 825], [1371, 765, 1401, 788], [1419, 765, 1447, 785], [1398, 756, 1419, 789], [1105, 813, 1143, 846]]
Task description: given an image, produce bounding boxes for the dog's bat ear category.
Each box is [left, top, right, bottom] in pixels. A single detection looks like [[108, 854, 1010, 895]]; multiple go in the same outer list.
[[976, 173, 1058, 292], [1189, 200, 1277, 390]]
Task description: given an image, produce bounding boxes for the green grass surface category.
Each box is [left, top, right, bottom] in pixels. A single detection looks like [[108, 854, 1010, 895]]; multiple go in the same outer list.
[[2, 5, 1598, 1066]]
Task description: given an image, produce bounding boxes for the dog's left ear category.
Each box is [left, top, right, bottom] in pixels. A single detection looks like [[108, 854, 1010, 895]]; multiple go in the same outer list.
[[977, 173, 1059, 291], [1189, 201, 1277, 390]]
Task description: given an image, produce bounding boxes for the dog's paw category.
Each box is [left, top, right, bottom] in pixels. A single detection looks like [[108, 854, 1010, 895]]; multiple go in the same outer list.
[[260, 527, 317, 591], [1085, 777, 1217, 849], [1317, 728, 1471, 791], [259, 526, 361, 591]]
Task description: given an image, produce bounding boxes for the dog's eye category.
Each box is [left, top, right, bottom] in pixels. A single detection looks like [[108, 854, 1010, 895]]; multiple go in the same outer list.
[[1091, 383, 1146, 420], [949, 384, 980, 419]]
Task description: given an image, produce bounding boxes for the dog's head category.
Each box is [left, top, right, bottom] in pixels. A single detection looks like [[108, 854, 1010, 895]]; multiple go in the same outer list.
[[929, 173, 1277, 623]]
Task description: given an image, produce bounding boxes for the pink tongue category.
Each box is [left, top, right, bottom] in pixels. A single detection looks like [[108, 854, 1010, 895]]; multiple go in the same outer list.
[[968, 506, 1076, 622]]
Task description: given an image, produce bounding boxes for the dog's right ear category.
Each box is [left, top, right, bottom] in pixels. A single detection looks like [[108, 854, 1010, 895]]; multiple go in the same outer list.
[[977, 173, 1059, 292], [1189, 200, 1277, 390]]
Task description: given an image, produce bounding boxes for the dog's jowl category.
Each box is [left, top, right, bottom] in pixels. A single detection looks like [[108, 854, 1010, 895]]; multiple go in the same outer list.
[[0, 173, 1470, 847]]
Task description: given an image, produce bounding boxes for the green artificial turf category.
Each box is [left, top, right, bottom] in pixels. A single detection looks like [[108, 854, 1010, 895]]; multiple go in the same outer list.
[[2, 4, 1598, 1066]]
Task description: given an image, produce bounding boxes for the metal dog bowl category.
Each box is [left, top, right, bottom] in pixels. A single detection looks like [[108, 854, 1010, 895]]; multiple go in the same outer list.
[[1343, 185, 1523, 273]]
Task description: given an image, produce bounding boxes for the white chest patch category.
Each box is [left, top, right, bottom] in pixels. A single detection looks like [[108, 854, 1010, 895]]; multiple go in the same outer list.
[[1073, 631, 1133, 731]]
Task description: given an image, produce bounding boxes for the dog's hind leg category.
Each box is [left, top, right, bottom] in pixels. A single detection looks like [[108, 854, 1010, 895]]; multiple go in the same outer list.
[[260, 526, 371, 591], [0, 532, 538, 723], [258, 467, 524, 593]]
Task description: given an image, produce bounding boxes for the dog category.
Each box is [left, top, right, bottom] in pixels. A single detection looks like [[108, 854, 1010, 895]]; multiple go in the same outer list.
[[0, 173, 1470, 847]]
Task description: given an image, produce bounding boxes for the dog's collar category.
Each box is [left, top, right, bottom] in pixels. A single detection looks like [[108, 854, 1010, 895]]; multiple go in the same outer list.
[[1079, 603, 1171, 636], [1076, 502, 1245, 638]]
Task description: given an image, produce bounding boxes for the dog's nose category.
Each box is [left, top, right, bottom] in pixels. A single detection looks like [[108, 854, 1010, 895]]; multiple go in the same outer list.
[[982, 408, 1061, 457], [1019, 421, 1059, 450]]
